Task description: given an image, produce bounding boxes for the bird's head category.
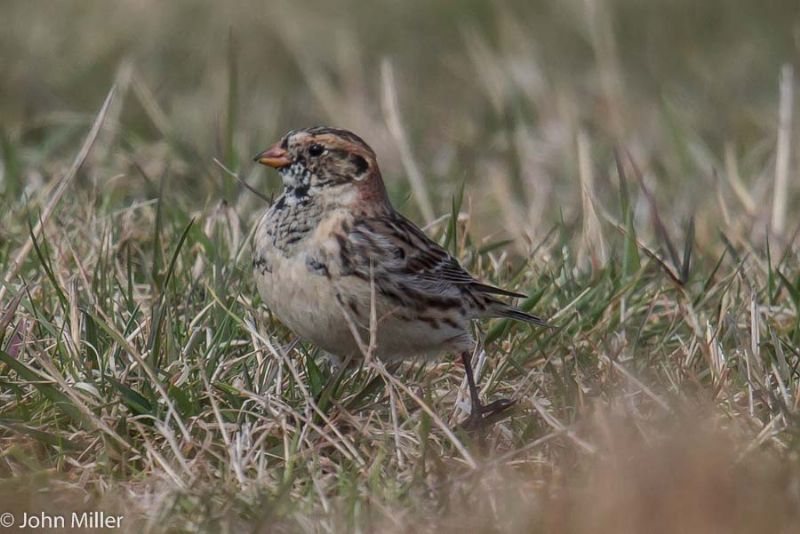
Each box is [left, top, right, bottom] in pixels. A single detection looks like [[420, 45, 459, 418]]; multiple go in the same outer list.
[[254, 126, 387, 208]]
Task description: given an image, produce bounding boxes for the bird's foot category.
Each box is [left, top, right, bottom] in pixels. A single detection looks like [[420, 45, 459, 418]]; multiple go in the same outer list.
[[461, 397, 516, 431]]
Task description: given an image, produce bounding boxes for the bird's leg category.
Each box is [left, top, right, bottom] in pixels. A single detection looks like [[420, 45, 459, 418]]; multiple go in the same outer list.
[[460, 351, 515, 430]]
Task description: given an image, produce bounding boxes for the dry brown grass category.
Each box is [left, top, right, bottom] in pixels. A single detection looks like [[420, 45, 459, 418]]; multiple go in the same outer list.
[[2, 1, 800, 532]]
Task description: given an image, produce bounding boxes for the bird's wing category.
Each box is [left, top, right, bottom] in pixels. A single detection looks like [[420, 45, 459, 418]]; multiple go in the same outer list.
[[344, 213, 547, 327]]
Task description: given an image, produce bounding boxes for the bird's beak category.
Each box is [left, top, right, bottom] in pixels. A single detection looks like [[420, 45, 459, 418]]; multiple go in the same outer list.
[[254, 143, 291, 168]]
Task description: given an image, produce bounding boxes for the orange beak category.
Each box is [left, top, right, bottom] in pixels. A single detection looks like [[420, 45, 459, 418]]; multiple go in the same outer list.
[[254, 143, 291, 168]]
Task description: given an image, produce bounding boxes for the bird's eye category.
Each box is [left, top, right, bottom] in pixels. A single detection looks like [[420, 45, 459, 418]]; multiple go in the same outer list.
[[308, 144, 325, 157]]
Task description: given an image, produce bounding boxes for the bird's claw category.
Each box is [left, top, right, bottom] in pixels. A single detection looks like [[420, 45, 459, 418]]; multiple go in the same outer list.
[[461, 398, 516, 431]]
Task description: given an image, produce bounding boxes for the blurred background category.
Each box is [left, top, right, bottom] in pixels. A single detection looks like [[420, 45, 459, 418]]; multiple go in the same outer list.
[[2, 0, 799, 247], [3, 3, 800, 531]]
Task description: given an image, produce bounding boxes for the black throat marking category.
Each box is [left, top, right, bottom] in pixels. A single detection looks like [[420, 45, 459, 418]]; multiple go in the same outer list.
[[277, 162, 313, 208], [288, 183, 310, 199]]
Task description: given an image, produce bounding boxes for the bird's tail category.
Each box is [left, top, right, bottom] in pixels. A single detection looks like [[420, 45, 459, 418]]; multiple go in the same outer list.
[[493, 304, 550, 328]]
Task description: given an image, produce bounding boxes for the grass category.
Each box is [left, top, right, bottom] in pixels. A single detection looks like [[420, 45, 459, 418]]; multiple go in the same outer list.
[[2, 1, 800, 532]]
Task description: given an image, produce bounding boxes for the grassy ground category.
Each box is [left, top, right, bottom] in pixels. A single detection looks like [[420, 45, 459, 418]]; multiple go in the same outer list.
[[2, 1, 800, 532]]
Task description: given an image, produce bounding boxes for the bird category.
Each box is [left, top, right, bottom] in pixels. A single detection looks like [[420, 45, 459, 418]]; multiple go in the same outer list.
[[252, 126, 547, 429]]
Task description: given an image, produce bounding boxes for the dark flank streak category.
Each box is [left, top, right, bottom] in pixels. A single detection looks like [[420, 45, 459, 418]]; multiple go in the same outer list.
[[378, 286, 404, 305], [422, 295, 461, 310], [253, 256, 272, 274], [442, 317, 460, 329], [306, 257, 330, 278], [348, 298, 361, 317], [418, 316, 440, 329]]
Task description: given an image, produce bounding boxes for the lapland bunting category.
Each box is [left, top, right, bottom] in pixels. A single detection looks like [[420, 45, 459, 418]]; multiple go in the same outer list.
[[253, 126, 546, 428]]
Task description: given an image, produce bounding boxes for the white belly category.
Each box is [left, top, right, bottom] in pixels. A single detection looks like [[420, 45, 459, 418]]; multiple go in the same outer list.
[[253, 208, 474, 361], [255, 250, 363, 357], [255, 254, 472, 361]]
